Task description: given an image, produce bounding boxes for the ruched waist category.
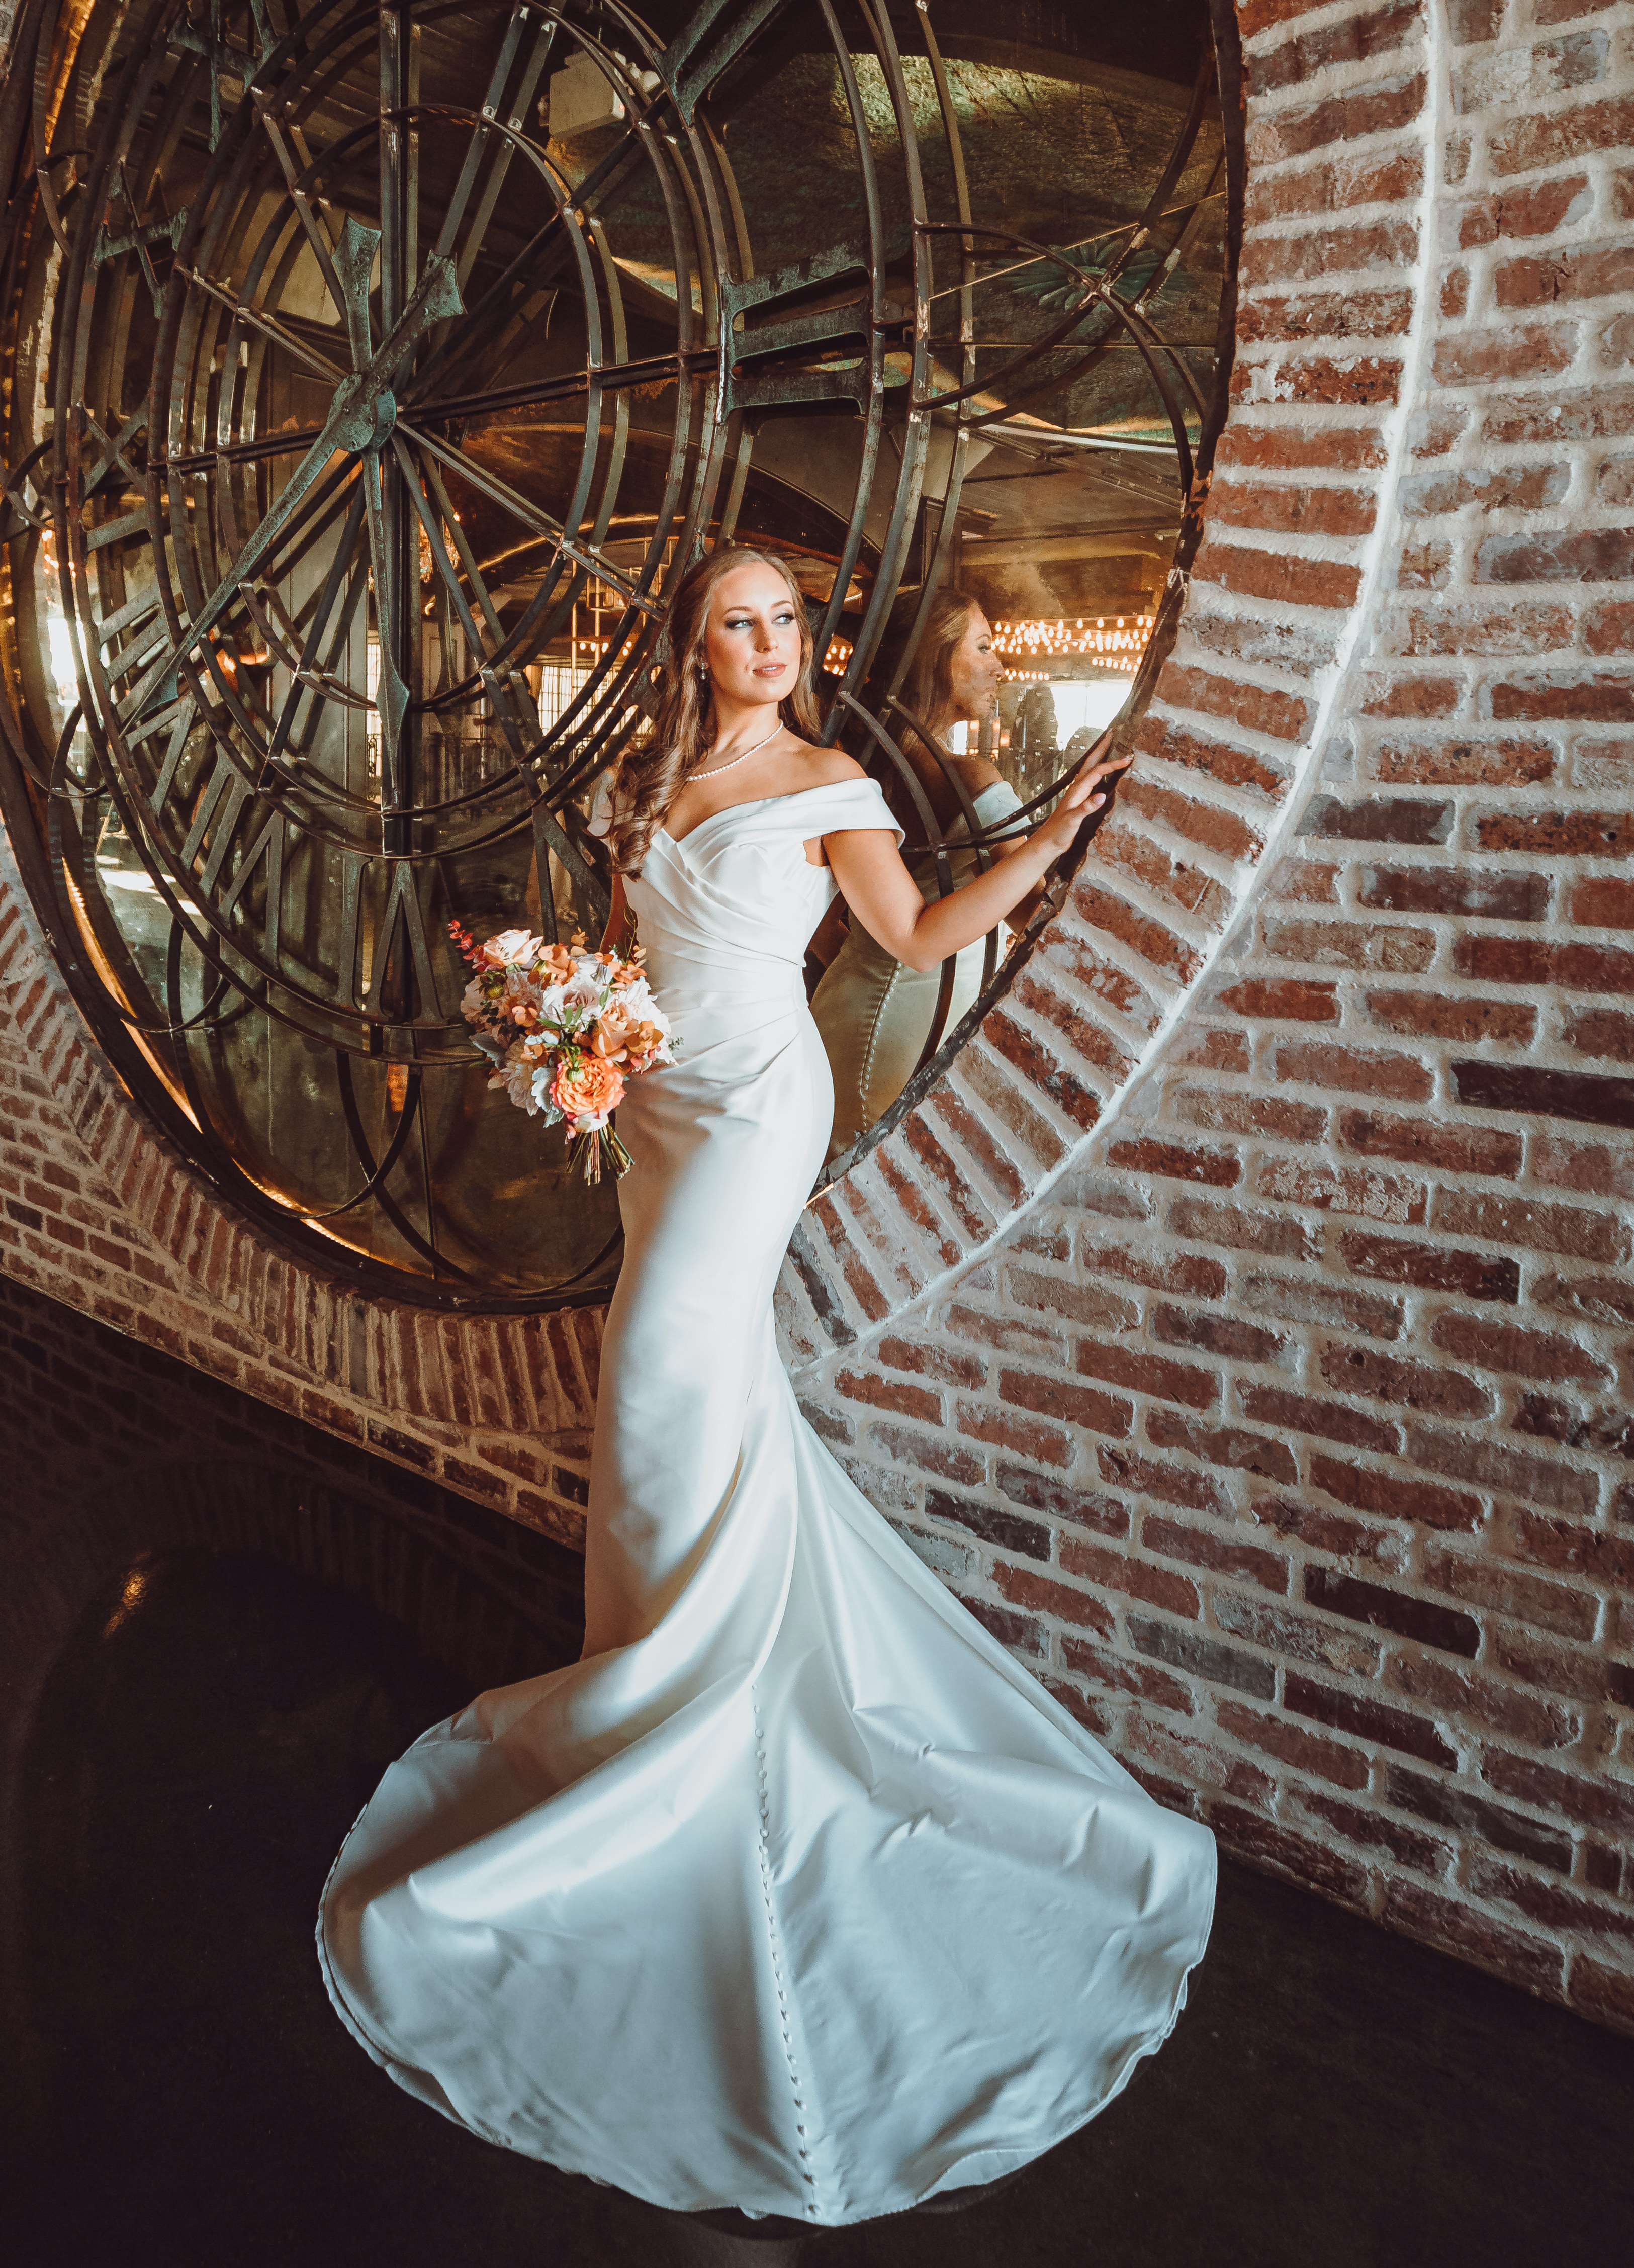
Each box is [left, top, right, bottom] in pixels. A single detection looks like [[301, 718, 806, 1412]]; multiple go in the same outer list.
[[645, 947, 807, 1016]]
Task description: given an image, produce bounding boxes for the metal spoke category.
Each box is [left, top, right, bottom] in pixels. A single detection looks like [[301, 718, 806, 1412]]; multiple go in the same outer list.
[[451, 31, 558, 297], [388, 434, 529, 744], [415, 450, 511, 666], [395, 419, 658, 612], [252, 88, 347, 319], [129, 241, 463, 730], [184, 269, 346, 383], [408, 119, 643, 404], [427, 7, 558, 300]]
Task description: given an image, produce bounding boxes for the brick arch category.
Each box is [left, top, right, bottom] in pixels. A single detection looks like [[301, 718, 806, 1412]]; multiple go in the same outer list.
[[4, 0, 1634, 2031], [779, 0, 1438, 1354]]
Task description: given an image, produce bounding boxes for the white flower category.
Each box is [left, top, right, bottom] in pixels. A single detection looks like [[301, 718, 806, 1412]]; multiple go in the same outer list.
[[562, 966, 605, 1011], [479, 926, 541, 967], [491, 1055, 553, 1114]]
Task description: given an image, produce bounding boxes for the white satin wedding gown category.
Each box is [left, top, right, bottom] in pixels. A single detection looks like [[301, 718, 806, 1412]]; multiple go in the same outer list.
[[318, 774, 1216, 2227]]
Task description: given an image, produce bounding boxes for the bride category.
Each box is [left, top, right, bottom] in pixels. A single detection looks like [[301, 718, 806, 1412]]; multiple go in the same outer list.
[[318, 546, 1216, 2229]]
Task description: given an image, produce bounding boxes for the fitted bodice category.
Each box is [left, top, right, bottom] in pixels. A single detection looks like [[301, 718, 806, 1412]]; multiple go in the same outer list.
[[614, 777, 901, 1010]]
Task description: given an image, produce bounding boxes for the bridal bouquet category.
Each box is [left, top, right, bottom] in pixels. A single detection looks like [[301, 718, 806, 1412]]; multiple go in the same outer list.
[[448, 920, 676, 1182]]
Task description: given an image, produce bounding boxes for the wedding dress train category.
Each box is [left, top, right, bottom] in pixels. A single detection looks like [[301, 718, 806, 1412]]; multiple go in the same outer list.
[[318, 776, 1216, 2227]]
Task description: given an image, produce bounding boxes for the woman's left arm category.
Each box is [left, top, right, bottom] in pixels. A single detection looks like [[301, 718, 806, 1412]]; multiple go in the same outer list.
[[825, 740, 1130, 972]]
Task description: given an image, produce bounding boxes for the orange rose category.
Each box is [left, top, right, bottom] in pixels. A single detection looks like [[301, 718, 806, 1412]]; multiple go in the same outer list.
[[551, 1053, 625, 1121], [590, 1014, 631, 1059]]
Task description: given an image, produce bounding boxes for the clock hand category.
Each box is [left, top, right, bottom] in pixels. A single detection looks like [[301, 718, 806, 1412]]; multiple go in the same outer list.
[[331, 216, 408, 787], [121, 242, 463, 728]]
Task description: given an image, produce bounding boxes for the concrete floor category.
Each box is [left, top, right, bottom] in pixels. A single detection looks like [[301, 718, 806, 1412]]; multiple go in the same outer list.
[[6, 1539, 1632, 2268]]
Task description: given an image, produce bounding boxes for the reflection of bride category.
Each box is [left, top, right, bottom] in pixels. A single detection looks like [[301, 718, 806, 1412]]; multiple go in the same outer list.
[[318, 547, 1215, 2229], [812, 588, 1041, 1159]]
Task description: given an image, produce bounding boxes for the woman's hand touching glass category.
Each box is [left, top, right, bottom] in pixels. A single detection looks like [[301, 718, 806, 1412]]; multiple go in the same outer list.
[[1024, 730, 1134, 862], [825, 730, 1133, 975]]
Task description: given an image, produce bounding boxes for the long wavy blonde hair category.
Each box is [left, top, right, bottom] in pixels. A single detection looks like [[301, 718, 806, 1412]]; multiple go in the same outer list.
[[602, 546, 823, 876]]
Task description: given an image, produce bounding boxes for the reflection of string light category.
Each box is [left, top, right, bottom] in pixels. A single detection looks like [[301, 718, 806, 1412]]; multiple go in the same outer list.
[[991, 614, 1154, 663], [103, 1561, 150, 1641]]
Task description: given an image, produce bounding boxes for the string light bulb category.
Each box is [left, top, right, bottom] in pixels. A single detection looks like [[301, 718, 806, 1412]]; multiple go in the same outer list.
[[989, 613, 1154, 666]]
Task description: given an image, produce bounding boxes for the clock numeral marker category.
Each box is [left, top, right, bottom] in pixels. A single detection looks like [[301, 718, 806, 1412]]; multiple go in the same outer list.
[[217, 806, 288, 961], [367, 858, 444, 1023], [180, 750, 256, 895], [657, 0, 788, 128], [145, 698, 199, 811], [719, 246, 873, 416]]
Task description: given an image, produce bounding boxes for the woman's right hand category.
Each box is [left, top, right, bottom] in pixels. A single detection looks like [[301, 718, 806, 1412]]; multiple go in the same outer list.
[[1027, 731, 1132, 862]]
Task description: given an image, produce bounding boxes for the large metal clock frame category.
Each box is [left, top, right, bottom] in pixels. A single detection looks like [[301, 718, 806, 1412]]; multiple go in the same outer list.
[[0, 0, 1242, 1308]]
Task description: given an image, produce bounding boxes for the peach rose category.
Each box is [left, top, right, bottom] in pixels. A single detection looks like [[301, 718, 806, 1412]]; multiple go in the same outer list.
[[620, 1018, 666, 1065], [590, 1014, 630, 1060], [552, 1053, 625, 1121]]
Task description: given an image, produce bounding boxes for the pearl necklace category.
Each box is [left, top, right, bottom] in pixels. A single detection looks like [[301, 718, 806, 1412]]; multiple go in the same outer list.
[[690, 718, 784, 781]]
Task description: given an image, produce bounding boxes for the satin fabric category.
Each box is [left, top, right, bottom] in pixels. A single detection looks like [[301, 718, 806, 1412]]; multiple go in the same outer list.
[[318, 776, 1215, 2227]]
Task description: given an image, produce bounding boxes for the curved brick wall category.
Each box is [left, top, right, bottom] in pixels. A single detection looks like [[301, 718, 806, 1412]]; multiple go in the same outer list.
[[3, 0, 1632, 2031]]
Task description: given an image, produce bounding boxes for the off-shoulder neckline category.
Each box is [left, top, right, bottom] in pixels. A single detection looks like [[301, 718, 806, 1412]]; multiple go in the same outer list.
[[659, 776, 884, 850]]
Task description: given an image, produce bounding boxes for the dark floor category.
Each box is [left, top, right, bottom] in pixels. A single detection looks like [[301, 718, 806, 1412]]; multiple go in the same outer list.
[[3, 1539, 1631, 2268]]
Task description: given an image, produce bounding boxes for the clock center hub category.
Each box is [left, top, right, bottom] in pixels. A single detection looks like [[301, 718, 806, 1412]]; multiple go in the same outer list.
[[334, 386, 397, 455]]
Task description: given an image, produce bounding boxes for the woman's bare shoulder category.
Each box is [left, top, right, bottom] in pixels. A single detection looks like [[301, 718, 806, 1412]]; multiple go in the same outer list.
[[794, 746, 868, 788]]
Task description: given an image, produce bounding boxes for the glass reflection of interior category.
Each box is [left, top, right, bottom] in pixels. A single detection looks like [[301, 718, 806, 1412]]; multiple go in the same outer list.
[[801, 0, 1226, 1159], [1, 0, 1230, 1304], [812, 589, 1022, 1160]]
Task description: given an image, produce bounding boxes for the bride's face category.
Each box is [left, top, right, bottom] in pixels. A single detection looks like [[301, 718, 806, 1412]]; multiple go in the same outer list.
[[703, 564, 803, 710], [947, 607, 1004, 725]]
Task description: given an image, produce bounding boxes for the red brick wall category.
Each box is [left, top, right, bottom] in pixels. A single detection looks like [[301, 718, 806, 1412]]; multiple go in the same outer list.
[[784, 0, 1634, 2036], [3, 0, 1632, 2033]]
